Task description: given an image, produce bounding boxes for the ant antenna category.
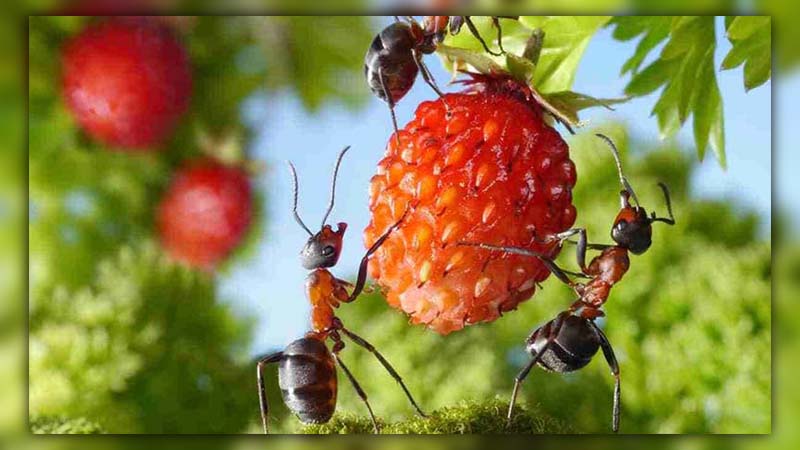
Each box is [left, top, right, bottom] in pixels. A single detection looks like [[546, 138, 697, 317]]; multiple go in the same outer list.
[[595, 133, 640, 207], [287, 161, 313, 236], [650, 182, 676, 225], [321, 146, 351, 228]]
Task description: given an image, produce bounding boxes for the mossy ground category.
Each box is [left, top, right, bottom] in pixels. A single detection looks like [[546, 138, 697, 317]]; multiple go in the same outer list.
[[30, 416, 105, 434], [301, 399, 570, 434]]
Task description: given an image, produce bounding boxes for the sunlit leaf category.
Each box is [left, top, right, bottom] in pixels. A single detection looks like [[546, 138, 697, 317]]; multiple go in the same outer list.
[[722, 16, 771, 91], [542, 91, 628, 124], [612, 16, 673, 75], [437, 44, 505, 74], [612, 16, 726, 166], [440, 16, 609, 93], [519, 16, 611, 92]]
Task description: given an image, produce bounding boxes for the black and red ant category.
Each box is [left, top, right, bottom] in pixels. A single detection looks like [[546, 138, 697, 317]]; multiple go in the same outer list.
[[364, 16, 516, 134], [460, 134, 675, 432], [256, 146, 425, 433]]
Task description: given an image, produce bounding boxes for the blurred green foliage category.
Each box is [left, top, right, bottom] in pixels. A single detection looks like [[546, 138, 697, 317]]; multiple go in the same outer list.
[[29, 241, 255, 433], [27, 15, 373, 433]]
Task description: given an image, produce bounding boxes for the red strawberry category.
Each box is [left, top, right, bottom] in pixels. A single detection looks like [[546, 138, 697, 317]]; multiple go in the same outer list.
[[157, 159, 253, 270], [364, 75, 577, 334], [61, 18, 192, 149]]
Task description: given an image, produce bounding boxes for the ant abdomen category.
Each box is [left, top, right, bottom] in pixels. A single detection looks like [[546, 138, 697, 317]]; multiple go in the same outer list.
[[279, 337, 337, 424], [364, 22, 420, 105], [526, 315, 600, 373]]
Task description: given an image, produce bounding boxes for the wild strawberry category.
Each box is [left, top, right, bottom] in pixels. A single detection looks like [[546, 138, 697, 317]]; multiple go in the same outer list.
[[364, 76, 577, 334], [157, 159, 253, 270], [61, 19, 192, 149]]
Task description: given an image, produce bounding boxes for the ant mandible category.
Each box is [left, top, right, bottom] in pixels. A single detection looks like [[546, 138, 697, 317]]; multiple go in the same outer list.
[[460, 134, 676, 432], [256, 146, 425, 433], [364, 16, 516, 135]]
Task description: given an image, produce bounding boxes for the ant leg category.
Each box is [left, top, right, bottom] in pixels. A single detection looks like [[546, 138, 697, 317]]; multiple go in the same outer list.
[[413, 54, 452, 113], [257, 351, 284, 434], [591, 322, 621, 433], [556, 229, 614, 267], [339, 325, 427, 417], [651, 182, 676, 225], [464, 16, 503, 56], [491, 17, 506, 54], [413, 53, 445, 99], [552, 228, 589, 272], [377, 67, 400, 143], [458, 242, 577, 288], [346, 211, 408, 302], [507, 312, 568, 423], [334, 353, 380, 433]]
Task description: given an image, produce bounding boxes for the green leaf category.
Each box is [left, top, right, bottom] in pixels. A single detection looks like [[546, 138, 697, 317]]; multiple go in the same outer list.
[[519, 16, 611, 92], [722, 16, 771, 91], [506, 53, 537, 83], [436, 44, 505, 74], [440, 16, 609, 94], [726, 16, 770, 40], [693, 49, 726, 167], [612, 16, 727, 167], [612, 17, 674, 75], [542, 91, 629, 125], [625, 57, 680, 97]]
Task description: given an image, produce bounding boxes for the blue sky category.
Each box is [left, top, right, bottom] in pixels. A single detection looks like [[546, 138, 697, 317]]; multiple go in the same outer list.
[[219, 18, 782, 355]]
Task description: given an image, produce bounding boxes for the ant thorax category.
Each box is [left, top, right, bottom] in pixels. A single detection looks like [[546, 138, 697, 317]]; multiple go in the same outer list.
[[581, 247, 631, 307], [305, 268, 348, 333]]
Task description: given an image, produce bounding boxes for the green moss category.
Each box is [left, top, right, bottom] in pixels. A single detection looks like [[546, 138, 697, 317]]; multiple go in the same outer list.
[[30, 416, 105, 434], [301, 399, 570, 434]]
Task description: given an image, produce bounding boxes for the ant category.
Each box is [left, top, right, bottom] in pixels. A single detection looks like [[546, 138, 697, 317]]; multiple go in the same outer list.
[[459, 134, 675, 432], [256, 146, 425, 433], [364, 16, 516, 135]]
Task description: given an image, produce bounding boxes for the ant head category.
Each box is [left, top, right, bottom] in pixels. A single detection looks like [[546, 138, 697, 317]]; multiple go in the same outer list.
[[422, 15, 451, 44], [610, 191, 652, 255], [288, 146, 351, 270], [595, 134, 676, 255], [400, 17, 435, 54], [300, 223, 347, 269]]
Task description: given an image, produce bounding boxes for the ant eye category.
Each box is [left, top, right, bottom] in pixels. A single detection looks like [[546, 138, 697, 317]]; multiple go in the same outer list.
[[616, 220, 628, 230], [322, 246, 335, 256]]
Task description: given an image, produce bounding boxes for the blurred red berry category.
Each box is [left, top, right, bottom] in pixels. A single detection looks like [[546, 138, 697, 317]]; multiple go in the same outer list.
[[61, 19, 192, 149], [157, 160, 253, 270], [364, 76, 577, 334]]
